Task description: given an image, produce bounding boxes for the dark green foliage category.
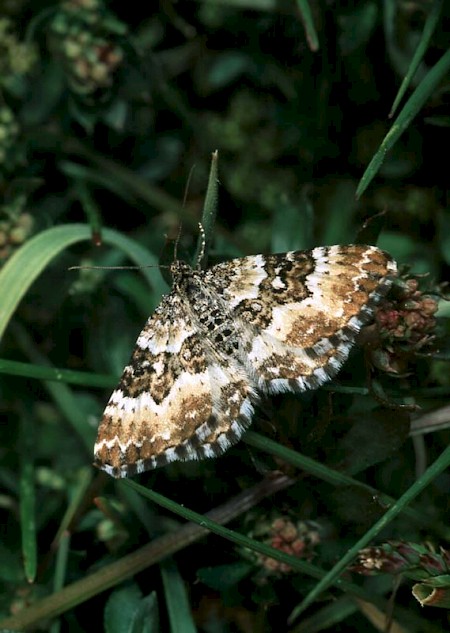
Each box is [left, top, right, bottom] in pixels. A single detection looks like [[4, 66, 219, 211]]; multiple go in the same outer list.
[[0, 1, 449, 631]]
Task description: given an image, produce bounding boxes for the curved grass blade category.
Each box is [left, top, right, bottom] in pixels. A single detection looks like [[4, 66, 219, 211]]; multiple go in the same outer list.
[[0, 223, 86, 341], [389, 0, 443, 118], [0, 223, 166, 342], [356, 48, 450, 198]]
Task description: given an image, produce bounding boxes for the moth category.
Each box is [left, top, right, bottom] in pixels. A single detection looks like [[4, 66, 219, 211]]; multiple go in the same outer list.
[[94, 244, 396, 477]]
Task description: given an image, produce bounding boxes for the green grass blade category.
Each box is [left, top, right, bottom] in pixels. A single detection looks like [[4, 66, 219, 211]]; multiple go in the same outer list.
[[75, 180, 103, 237], [389, 0, 443, 117], [195, 149, 219, 268], [290, 595, 357, 632], [0, 358, 114, 388], [123, 479, 370, 600], [19, 409, 37, 583], [0, 223, 87, 341], [244, 431, 380, 492], [60, 160, 137, 204], [244, 431, 447, 535], [356, 47, 450, 198], [69, 146, 190, 221], [0, 475, 294, 630], [52, 468, 93, 548], [49, 532, 71, 633], [293, 442, 450, 618], [12, 323, 96, 452], [161, 558, 197, 633], [296, 0, 319, 51], [0, 223, 167, 342]]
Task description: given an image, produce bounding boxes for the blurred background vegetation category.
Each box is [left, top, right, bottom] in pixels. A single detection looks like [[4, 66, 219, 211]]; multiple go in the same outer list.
[[0, 1, 450, 631]]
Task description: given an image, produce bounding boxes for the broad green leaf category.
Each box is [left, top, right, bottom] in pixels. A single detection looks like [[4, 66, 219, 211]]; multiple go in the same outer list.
[[130, 593, 159, 633], [197, 561, 253, 591], [0, 223, 166, 342], [329, 410, 410, 476], [104, 584, 143, 633]]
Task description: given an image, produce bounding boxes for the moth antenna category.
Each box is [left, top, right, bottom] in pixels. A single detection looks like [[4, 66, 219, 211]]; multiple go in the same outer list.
[[173, 222, 183, 261], [172, 163, 196, 262], [183, 164, 195, 208], [163, 162, 198, 265], [69, 264, 141, 271], [196, 222, 206, 269], [68, 264, 168, 272]]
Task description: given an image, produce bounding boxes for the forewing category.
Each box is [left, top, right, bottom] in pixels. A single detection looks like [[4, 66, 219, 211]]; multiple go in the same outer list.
[[206, 245, 397, 393], [94, 293, 255, 477]]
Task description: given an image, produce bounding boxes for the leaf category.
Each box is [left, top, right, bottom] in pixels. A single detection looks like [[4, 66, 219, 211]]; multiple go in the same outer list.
[[0, 542, 25, 583], [0, 223, 166, 342], [130, 593, 159, 633], [206, 52, 252, 91], [329, 410, 410, 476], [338, 3, 378, 56], [271, 190, 313, 252], [197, 561, 253, 591], [412, 583, 450, 608], [161, 558, 197, 633], [104, 588, 160, 633]]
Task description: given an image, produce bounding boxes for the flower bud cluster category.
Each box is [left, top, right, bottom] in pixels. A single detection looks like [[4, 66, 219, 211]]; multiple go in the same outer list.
[[0, 18, 37, 81], [247, 516, 321, 577], [371, 276, 440, 374], [352, 540, 449, 577], [49, 0, 127, 96], [0, 194, 34, 263]]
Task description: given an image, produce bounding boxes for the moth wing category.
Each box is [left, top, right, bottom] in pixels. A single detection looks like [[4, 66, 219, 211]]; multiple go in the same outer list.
[[94, 293, 255, 477], [207, 245, 397, 393]]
